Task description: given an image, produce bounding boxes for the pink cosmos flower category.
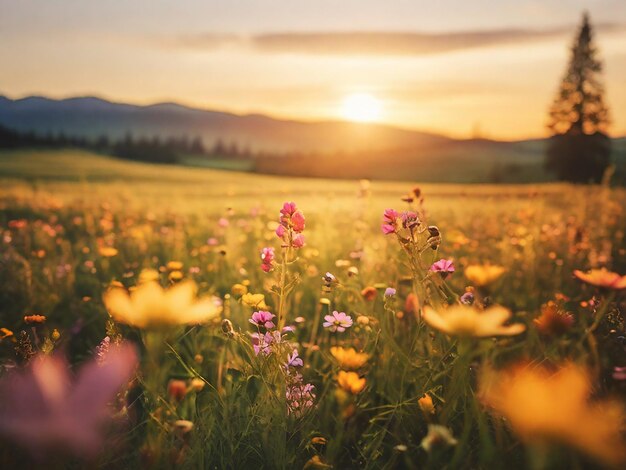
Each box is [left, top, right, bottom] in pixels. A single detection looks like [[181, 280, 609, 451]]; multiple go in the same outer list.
[[0, 342, 137, 457], [323, 311, 353, 333], [430, 259, 455, 278], [250, 311, 276, 329]]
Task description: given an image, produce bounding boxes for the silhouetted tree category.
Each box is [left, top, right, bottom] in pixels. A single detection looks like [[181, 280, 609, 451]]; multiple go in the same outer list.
[[546, 12, 611, 183]]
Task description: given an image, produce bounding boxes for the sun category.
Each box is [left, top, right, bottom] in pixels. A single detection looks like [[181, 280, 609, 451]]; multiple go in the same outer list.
[[340, 93, 382, 123]]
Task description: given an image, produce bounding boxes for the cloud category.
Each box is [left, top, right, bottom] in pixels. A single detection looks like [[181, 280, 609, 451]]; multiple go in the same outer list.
[[153, 23, 624, 56]]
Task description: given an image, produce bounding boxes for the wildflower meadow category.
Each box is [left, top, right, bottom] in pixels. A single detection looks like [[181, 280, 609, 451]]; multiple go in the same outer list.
[[1, 151, 626, 469]]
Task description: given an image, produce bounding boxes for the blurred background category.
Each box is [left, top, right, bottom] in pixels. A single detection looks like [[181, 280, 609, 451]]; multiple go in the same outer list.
[[0, 0, 625, 183]]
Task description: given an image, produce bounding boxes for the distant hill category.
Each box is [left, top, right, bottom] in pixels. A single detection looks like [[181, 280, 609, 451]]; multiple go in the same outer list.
[[0, 94, 624, 183], [0, 95, 450, 154]]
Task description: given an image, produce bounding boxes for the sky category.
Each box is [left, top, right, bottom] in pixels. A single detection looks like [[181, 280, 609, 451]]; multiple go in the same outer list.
[[1, 0, 625, 140]]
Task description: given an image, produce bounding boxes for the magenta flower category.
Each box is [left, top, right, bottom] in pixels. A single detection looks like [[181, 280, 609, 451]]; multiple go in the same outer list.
[[0, 342, 137, 457], [430, 259, 455, 279], [261, 247, 275, 272], [291, 211, 306, 233], [275, 224, 286, 238], [382, 208, 399, 234], [292, 234, 305, 248], [384, 287, 397, 297], [276, 202, 307, 248], [323, 311, 353, 333], [250, 310, 276, 329], [280, 202, 298, 218]]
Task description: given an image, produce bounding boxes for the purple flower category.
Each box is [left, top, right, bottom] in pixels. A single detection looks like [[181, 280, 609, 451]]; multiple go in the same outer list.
[[250, 311, 275, 329], [460, 291, 475, 305], [430, 259, 455, 279], [381, 209, 399, 235], [286, 349, 303, 368], [0, 343, 137, 457], [250, 332, 274, 356], [323, 311, 353, 333], [384, 287, 397, 297]]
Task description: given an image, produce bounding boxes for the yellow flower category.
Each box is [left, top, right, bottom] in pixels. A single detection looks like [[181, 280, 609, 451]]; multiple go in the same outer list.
[[241, 293, 269, 310], [422, 304, 525, 337], [418, 394, 436, 415], [480, 363, 626, 467], [138, 269, 160, 284], [168, 270, 183, 281], [231, 283, 248, 296], [330, 347, 370, 370], [573, 268, 626, 290], [98, 246, 118, 257], [167, 261, 184, 271], [103, 280, 222, 328], [337, 371, 366, 394], [465, 264, 506, 287]]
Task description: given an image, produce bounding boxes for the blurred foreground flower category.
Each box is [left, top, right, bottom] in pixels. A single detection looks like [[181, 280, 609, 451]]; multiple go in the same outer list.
[[422, 305, 525, 337], [330, 347, 369, 370], [104, 279, 221, 328], [465, 264, 505, 287], [480, 363, 626, 467], [573, 268, 626, 290], [0, 343, 137, 456]]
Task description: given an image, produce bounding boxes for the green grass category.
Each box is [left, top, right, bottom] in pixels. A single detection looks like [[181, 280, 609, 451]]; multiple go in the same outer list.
[[1, 148, 626, 469]]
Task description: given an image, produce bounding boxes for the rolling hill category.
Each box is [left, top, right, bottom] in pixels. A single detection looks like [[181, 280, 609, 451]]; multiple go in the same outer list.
[[0, 94, 624, 183]]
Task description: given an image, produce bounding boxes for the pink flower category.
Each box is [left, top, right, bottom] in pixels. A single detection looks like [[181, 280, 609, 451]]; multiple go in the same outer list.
[[276, 202, 306, 246], [382, 209, 399, 234], [291, 211, 306, 233], [292, 234, 305, 248], [250, 332, 274, 356], [261, 247, 275, 272], [280, 202, 298, 218], [250, 311, 275, 329], [323, 311, 353, 333], [275, 224, 286, 238], [430, 259, 455, 278], [0, 343, 137, 456], [382, 224, 396, 235]]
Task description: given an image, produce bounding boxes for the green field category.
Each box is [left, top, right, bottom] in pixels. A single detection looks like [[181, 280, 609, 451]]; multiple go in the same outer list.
[[1, 149, 626, 469]]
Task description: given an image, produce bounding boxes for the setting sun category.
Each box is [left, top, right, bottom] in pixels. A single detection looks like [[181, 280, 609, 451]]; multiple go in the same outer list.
[[340, 93, 382, 123]]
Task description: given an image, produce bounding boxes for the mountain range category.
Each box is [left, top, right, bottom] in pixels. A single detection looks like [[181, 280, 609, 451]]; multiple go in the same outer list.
[[0, 94, 624, 183]]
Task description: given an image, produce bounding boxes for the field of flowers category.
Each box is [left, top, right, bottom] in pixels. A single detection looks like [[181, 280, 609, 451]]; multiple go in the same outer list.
[[1, 150, 626, 469]]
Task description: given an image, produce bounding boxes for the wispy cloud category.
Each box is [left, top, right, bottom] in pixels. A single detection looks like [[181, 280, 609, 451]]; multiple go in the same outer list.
[[153, 23, 624, 56]]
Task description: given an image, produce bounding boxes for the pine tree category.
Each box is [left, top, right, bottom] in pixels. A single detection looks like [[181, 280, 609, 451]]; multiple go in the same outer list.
[[545, 12, 611, 183]]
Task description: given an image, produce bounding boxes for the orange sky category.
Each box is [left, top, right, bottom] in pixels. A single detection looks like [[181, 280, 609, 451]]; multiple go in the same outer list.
[[1, 1, 625, 140]]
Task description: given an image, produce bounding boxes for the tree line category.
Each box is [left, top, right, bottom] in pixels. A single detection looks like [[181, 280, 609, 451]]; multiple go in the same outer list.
[[0, 126, 255, 164]]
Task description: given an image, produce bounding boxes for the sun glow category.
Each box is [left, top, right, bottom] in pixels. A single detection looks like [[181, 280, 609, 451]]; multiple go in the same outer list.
[[340, 93, 382, 122]]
